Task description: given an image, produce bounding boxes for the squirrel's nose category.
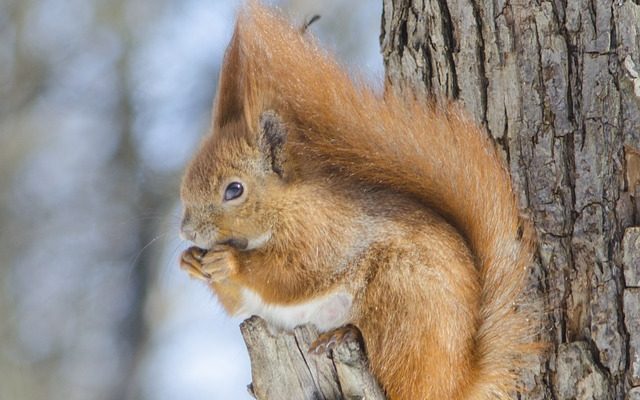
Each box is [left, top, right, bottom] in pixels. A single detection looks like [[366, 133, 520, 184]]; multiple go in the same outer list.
[[180, 225, 197, 242], [180, 213, 197, 242]]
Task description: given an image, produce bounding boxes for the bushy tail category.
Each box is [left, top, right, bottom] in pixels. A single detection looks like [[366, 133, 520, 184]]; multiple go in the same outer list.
[[228, 3, 538, 398]]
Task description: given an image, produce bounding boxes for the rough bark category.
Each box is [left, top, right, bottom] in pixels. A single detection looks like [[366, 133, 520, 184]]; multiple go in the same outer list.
[[240, 317, 385, 400], [381, 0, 640, 399]]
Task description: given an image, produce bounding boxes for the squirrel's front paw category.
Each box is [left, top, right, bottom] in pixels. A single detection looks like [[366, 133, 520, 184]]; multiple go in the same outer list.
[[180, 246, 208, 280], [200, 245, 239, 282], [180, 246, 238, 282]]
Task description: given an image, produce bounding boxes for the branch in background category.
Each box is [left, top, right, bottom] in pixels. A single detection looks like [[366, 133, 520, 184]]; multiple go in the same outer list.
[[240, 316, 386, 400]]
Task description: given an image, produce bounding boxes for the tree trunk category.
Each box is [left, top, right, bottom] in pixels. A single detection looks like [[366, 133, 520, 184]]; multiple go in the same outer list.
[[380, 0, 640, 399]]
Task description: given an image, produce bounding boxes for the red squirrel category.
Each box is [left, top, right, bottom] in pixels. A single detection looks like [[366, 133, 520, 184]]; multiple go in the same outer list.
[[179, 3, 538, 399]]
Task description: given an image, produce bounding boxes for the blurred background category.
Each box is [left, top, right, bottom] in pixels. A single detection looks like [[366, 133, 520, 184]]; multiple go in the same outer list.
[[0, 0, 382, 399]]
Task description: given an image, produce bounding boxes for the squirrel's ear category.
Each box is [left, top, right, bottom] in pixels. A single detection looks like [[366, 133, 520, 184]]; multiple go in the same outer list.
[[258, 111, 287, 177], [213, 28, 245, 127]]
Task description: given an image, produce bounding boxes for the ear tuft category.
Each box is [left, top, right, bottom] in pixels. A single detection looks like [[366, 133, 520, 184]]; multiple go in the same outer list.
[[213, 28, 245, 128], [258, 111, 288, 177]]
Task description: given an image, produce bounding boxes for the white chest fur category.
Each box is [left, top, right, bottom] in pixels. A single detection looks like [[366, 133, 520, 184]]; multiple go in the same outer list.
[[236, 288, 353, 332]]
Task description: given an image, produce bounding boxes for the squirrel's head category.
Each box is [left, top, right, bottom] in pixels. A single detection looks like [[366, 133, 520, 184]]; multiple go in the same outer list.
[[180, 112, 288, 251], [180, 19, 310, 251]]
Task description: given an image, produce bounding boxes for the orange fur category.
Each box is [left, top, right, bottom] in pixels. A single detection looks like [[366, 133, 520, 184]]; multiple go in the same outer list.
[[179, 2, 538, 399]]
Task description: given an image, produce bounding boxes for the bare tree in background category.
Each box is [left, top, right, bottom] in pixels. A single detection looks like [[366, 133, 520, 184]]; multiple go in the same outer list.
[[0, 1, 200, 399]]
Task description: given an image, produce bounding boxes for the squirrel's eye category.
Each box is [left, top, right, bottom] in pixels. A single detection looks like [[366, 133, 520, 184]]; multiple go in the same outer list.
[[223, 182, 244, 201]]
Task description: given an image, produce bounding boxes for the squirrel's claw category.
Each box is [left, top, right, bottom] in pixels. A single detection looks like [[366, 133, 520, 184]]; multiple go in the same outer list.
[[308, 324, 362, 355]]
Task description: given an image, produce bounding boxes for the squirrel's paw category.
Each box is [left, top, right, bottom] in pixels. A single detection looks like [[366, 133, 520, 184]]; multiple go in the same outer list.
[[199, 245, 239, 282], [180, 246, 238, 282], [180, 246, 209, 281], [308, 324, 362, 355]]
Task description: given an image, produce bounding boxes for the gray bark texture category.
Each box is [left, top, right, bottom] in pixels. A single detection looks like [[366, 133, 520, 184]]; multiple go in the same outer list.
[[240, 317, 385, 400], [380, 0, 640, 399]]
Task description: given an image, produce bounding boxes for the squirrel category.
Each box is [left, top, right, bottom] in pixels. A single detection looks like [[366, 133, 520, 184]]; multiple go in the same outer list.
[[179, 2, 538, 399]]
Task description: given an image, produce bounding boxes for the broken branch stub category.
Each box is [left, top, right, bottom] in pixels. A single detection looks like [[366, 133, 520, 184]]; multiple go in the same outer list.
[[240, 316, 386, 400]]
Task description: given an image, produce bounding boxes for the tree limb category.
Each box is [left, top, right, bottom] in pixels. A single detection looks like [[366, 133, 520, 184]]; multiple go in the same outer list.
[[240, 316, 386, 400]]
